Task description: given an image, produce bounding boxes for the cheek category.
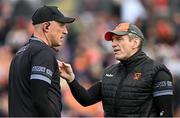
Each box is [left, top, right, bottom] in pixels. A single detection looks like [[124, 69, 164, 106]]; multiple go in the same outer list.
[[53, 29, 61, 37], [121, 43, 131, 52], [57, 28, 63, 35], [118, 42, 127, 50], [50, 30, 59, 41]]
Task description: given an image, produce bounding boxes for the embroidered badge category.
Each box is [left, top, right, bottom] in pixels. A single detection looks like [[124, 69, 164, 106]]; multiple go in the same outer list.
[[133, 72, 141, 80]]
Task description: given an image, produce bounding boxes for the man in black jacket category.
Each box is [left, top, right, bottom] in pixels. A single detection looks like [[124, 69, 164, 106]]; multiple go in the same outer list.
[[8, 6, 75, 117], [59, 23, 173, 117]]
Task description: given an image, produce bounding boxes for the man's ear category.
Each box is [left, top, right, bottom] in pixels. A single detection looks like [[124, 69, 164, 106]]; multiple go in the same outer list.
[[42, 22, 50, 32]]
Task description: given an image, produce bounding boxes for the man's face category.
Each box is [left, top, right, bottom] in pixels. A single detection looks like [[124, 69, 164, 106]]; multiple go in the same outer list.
[[111, 34, 135, 60], [47, 21, 68, 47]]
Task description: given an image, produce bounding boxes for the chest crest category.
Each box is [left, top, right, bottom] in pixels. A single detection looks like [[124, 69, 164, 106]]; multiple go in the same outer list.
[[133, 72, 142, 80]]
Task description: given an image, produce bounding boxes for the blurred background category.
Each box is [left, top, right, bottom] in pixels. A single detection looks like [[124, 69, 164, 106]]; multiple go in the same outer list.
[[0, 0, 180, 117]]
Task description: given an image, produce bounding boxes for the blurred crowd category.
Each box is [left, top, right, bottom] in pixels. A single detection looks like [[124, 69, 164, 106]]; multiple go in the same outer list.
[[0, 0, 180, 117]]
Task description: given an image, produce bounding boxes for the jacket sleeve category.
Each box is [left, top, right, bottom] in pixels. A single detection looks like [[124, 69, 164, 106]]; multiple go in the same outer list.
[[31, 80, 54, 116], [153, 70, 173, 116], [30, 49, 55, 116], [68, 79, 102, 106]]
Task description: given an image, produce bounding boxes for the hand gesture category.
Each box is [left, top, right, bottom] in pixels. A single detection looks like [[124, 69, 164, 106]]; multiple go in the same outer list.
[[57, 60, 75, 83]]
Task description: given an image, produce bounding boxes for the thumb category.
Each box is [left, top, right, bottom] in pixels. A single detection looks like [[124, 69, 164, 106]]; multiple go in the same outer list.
[[57, 60, 62, 67]]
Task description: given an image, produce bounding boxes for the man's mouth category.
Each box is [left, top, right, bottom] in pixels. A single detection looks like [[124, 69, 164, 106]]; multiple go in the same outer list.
[[113, 49, 120, 53], [60, 37, 64, 39]]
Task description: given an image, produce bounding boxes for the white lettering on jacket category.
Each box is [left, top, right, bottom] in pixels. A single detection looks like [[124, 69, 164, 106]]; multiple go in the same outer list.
[[105, 73, 114, 77]]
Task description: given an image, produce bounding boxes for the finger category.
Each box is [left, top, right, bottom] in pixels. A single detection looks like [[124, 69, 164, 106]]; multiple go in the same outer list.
[[57, 60, 62, 66], [62, 63, 72, 71], [62, 62, 71, 67], [62, 62, 74, 73]]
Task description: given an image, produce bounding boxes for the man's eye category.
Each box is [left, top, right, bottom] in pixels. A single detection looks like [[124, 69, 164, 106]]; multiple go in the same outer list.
[[118, 38, 124, 40], [59, 23, 65, 27]]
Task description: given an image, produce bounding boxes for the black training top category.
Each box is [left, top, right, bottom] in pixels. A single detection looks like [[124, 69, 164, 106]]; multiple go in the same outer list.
[[8, 37, 61, 117], [68, 51, 173, 117], [69, 71, 173, 117]]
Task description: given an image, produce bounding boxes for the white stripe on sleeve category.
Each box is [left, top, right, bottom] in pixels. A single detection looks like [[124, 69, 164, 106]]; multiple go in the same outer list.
[[153, 90, 173, 97], [30, 74, 51, 84]]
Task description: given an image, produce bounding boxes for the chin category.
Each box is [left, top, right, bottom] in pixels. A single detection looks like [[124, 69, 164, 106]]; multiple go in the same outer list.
[[115, 55, 125, 61], [58, 44, 62, 46], [55, 42, 62, 46], [115, 56, 121, 60], [52, 44, 60, 48]]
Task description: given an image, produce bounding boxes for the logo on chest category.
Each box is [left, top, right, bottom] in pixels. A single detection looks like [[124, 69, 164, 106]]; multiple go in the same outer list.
[[105, 73, 114, 77], [133, 72, 141, 80]]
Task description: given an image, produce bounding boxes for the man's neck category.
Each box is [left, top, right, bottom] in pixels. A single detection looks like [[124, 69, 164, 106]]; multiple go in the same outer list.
[[33, 32, 50, 46], [128, 48, 140, 59]]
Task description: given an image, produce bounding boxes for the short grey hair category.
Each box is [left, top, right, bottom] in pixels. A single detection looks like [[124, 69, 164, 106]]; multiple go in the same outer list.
[[128, 33, 144, 48]]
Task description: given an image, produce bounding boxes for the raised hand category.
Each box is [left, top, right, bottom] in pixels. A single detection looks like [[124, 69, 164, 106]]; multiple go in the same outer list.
[[57, 60, 75, 83]]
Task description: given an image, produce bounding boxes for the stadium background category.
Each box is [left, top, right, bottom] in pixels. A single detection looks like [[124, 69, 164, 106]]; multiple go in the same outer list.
[[0, 0, 179, 117]]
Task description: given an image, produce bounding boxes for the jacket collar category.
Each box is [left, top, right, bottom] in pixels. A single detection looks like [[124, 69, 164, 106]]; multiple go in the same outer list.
[[120, 50, 148, 69]]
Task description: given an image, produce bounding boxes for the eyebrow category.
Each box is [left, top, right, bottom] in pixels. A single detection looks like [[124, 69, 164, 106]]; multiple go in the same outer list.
[[58, 22, 65, 26]]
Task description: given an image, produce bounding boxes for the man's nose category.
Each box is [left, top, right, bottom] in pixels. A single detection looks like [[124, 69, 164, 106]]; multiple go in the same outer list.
[[63, 27, 68, 34], [112, 40, 118, 48]]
